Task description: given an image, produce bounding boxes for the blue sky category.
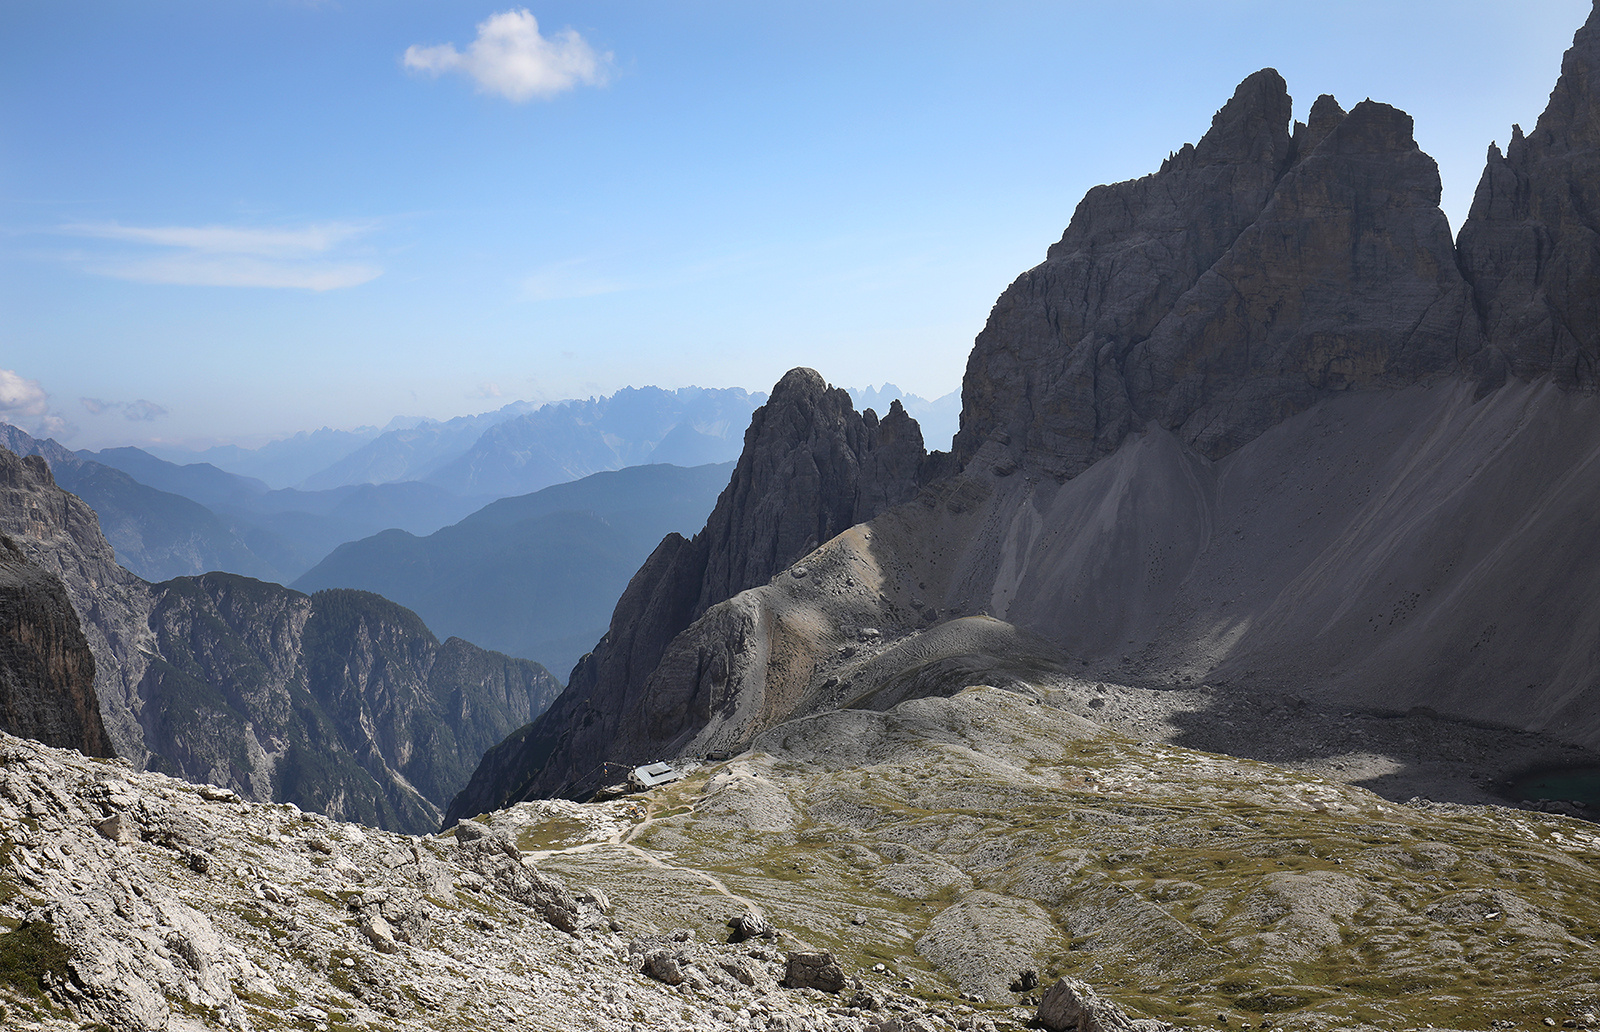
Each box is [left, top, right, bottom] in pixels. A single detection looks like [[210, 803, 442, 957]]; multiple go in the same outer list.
[[1, 1, 1591, 449]]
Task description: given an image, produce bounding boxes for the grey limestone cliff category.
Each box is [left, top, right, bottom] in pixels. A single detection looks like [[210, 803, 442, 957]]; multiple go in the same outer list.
[[956, 69, 1482, 479]]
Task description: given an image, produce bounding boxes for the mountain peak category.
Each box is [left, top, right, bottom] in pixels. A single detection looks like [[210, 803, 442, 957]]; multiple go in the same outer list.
[[1194, 67, 1293, 168]]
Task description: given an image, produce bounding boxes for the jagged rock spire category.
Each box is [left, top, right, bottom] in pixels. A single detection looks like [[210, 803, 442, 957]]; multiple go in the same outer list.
[[448, 369, 928, 813], [1456, 0, 1600, 387]]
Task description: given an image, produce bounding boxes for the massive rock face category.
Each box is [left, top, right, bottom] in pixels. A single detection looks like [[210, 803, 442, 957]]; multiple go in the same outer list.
[[0, 535, 112, 757], [957, 70, 1481, 478], [447, 370, 926, 816], [140, 577, 562, 832], [1457, 2, 1600, 386], [0, 444, 563, 833]]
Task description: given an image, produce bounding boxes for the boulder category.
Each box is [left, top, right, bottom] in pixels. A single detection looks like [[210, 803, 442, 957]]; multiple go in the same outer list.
[[1036, 977, 1137, 1032], [782, 951, 847, 993]]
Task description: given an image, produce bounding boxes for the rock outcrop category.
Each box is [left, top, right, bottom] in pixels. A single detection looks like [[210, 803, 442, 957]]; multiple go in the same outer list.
[[0, 535, 112, 757], [447, 370, 927, 816], [0, 729, 987, 1032]]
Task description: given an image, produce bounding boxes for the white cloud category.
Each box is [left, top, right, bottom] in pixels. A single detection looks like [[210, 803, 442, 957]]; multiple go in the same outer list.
[[405, 9, 610, 102], [66, 221, 370, 258], [0, 369, 71, 438], [85, 254, 380, 291], [61, 220, 382, 291]]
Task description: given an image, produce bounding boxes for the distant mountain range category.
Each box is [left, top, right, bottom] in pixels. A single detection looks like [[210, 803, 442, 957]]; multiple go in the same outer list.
[[0, 424, 485, 584], [294, 462, 735, 678], [6, 382, 952, 592]]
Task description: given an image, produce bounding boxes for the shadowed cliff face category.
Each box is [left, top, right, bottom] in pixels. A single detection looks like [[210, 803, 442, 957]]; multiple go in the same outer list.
[[0, 535, 113, 757], [1457, 2, 1600, 387], [447, 370, 927, 817], [0, 446, 155, 764]]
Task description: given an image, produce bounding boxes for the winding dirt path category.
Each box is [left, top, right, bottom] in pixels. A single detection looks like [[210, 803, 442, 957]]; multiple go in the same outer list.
[[523, 801, 768, 920]]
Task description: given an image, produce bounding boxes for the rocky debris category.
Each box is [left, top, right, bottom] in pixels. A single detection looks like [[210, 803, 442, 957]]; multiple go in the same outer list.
[[93, 812, 135, 844], [0, 533, 111, 757], [914, 891, 1064, 1001], [449, 368, 931, 813], [453, 828, 586, 934], [781, 951, 847, 992], [0, 729, 968, 1032], [642, 947, 686, 984], [1036, 977, 1137, 1032], [11, 672, 1561, 1029]]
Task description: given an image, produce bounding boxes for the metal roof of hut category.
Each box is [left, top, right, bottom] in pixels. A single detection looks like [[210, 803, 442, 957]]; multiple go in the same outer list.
[[630, 761, 683, 788]]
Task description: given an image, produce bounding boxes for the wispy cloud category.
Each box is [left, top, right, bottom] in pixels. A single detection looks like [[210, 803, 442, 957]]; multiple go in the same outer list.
[[522, 258, 628, 301], [81, 397, 168, 422], [60, 220, 382, 291], [0, 369, 72, 438], [405, 9, 611, 102], [67, 221, 370, 258]]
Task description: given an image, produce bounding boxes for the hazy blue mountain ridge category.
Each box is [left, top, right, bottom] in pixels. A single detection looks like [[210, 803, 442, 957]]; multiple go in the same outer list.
[[294, 462, 735, 677], [423, 386, 764, 497]]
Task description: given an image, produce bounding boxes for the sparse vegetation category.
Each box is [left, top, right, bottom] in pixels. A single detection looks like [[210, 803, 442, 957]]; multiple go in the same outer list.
[[0, 921, 69, 1007]]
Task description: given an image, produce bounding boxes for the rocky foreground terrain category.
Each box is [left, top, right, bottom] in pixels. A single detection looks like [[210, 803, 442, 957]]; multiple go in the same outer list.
[[4, 678, 1600, 1032]]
